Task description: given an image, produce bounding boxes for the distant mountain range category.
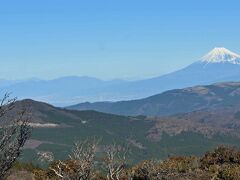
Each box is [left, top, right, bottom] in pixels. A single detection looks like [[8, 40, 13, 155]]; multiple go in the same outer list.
[[68, 82, 240, 116], [2, 47, 240, 106]]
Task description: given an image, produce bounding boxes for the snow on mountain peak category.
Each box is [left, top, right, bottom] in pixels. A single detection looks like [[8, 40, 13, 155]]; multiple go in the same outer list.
[[201, 47, 240, 64]]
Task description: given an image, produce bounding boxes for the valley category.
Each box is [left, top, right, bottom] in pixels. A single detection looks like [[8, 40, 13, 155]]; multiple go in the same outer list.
[[15, 95, 240, 165]]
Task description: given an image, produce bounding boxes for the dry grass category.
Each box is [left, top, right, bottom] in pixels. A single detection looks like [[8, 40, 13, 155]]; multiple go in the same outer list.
[[7, 170, 34, 180]]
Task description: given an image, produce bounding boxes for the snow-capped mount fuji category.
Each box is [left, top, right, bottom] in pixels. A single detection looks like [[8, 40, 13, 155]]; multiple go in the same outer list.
[[110, 47, 240, 100], [201, 47, 240, 64]]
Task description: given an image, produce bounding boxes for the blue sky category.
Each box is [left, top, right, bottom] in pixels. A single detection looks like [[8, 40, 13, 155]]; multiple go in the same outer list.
[[1, 0, 240, 80]]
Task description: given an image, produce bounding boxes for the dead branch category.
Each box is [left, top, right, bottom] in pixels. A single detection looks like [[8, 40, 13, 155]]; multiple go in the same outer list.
[[0, 94, 31, 179], [103, 142, 130, 180]]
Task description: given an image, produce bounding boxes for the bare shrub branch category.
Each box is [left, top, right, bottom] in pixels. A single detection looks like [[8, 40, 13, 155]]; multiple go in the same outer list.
[[49, 138, 100, 180], [0, 94, 31, 178], [103, 142, 130, 180]]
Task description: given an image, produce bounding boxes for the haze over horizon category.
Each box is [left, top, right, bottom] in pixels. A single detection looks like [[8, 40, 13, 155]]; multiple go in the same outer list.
[[1, 0, 240, 80]]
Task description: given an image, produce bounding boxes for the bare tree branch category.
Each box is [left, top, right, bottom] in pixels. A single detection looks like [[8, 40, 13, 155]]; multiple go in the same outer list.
[[50, 138, 100, 180], [0, 95, 31, 179], [103, 142, 130, 180]]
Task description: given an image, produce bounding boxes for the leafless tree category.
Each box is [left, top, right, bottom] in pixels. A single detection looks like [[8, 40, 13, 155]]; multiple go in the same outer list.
[[49, 160, 72, 180], [0, 93, 31, 179], [103, 143, 130, 180], [50, 138, 99, 180]]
